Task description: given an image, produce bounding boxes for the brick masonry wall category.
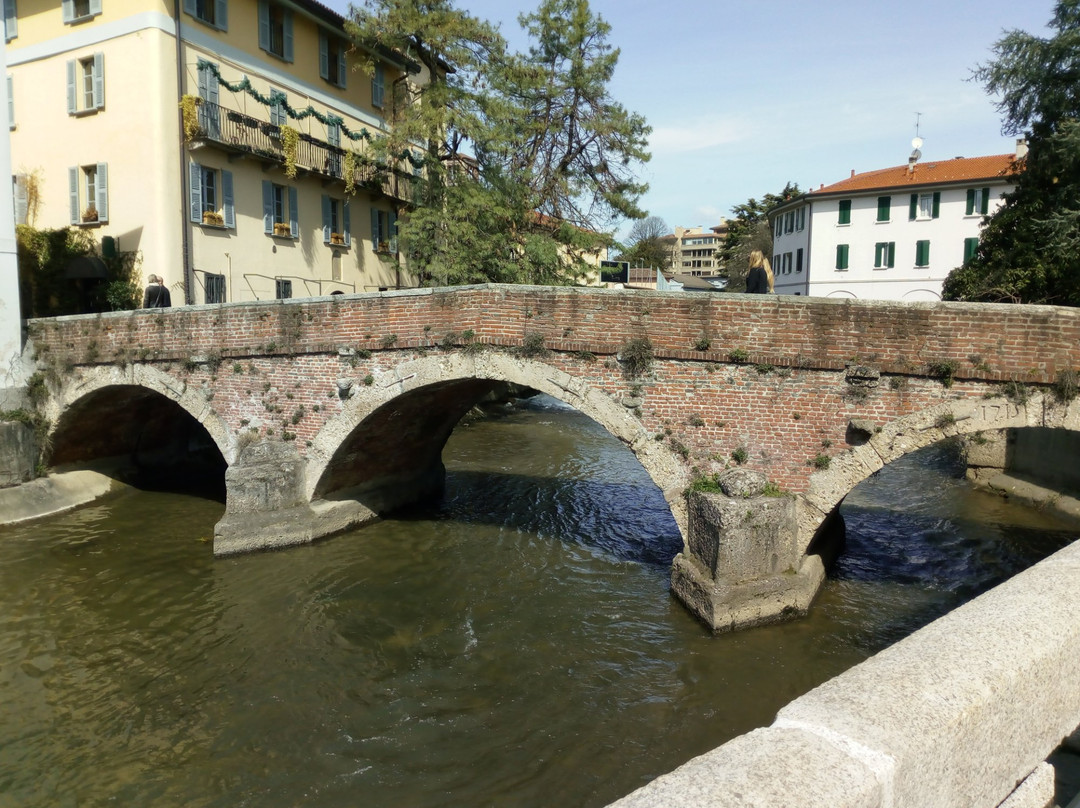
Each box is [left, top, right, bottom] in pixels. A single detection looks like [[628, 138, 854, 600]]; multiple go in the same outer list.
[[26, 285, 1080, 494]]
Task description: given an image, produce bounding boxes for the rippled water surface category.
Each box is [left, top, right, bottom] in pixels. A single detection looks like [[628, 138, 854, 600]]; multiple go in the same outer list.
[[1, 396, 1075, 807]]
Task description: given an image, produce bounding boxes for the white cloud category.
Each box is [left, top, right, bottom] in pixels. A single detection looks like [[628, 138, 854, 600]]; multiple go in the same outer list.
[[649, 118, 749, 155]]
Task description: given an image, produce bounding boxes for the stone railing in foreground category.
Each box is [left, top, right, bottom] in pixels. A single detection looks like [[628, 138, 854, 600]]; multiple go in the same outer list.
[[609, 539, 1080, 808]]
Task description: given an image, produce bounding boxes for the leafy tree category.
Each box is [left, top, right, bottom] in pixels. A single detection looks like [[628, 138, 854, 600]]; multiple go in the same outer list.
[[717, 182, 800, 291], [943, 1, 1080, 306], [616, 216, 671, 269], [349, 0, 650, 286]]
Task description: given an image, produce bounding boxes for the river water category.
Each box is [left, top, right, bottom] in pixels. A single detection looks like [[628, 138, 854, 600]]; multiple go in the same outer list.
[[1, 395, 1076, 807]]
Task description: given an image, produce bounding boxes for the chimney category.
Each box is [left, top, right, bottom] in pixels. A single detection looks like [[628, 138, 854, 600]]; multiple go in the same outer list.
[[1015, 138, 1029, 160], [850, 169, 855, 178], [908, 155, 917, 174]]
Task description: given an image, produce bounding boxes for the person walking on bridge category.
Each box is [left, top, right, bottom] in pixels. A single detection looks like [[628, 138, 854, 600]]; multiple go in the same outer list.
[[142, 275, 172, 308], [745, 250, 774, 294]]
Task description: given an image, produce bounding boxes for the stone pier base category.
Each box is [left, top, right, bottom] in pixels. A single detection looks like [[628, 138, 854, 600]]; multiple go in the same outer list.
[[671, 471, 825, 633]]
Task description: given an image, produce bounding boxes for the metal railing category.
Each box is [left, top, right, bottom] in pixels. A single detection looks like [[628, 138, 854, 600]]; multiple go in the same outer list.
[[195, 101, 418, 204]]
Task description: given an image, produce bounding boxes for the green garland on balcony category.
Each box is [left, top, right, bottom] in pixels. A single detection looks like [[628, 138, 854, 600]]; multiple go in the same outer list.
[[194, 59, 423, 169]]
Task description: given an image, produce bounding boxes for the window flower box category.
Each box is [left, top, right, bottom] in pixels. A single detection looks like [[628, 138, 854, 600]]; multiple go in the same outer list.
[[330, 232, 345, 245], [376, 240, 391, 254], [81, 207, 98, 223], [202, 210, 224, 227], [273, 222, 292, 237]]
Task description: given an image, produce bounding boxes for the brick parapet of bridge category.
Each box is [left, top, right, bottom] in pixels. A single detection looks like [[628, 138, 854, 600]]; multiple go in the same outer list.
[[25, 286, 1080, 499], [26, 286, 1080, 383]]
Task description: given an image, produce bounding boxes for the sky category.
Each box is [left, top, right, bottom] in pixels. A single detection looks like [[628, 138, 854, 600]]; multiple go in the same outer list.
[[330, 0, 1057, 240]]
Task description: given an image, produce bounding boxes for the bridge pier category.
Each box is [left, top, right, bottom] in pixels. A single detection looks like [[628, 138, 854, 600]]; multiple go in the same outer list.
[[672, 472, 825, 633], [213, 439, 379, 555]]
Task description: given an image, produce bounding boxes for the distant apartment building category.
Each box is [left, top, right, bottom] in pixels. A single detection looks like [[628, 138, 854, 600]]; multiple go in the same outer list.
[[7, 0, 424, 305], [668, 221, 728, 276], [768, 144, 1022, 300]]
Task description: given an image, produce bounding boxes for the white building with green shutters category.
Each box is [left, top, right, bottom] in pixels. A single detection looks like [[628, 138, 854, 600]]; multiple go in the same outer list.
[[767, 144, 1023, 301]]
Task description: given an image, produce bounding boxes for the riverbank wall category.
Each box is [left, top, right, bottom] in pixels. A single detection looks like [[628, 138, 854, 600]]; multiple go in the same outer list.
[[608, 537, 1080, 808]]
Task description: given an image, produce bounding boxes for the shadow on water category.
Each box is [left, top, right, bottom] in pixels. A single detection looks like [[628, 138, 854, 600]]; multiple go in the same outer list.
[[397, 470, 684, 568]]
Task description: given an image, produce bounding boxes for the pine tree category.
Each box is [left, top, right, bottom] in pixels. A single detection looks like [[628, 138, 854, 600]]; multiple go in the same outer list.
[[943, 1, 1080, 306]]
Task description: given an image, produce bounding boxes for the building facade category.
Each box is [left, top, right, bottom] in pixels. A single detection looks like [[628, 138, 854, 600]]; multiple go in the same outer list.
[[7, 0, 421, 305], [768, 147, 1021, 300], [668, 221, 727, 276]]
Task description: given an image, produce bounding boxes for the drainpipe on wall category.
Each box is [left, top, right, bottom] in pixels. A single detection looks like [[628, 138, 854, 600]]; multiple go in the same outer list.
[[174, 0, 194, 305]]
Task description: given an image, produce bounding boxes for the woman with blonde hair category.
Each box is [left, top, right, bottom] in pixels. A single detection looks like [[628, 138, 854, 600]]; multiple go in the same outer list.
[[745, 250, 774, 294]]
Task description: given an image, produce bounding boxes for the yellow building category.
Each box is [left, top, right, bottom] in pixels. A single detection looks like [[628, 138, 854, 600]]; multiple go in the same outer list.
[[6, 0, 421, 304]]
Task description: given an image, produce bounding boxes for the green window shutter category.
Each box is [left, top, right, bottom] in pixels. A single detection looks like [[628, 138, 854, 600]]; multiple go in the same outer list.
[[980, 187, 990, 214], [257, 0, 269, 51], [222, 170, 234, 228], [68, 166, 79, 223], [874, 242, 884, 267], [964, 237, 979, 262], [282, 9, 293, 61], [966, 188, 975, 215], [932, 192, 940, 218], [189, 161, 202, 222], [888, 242, 895, 268], [795, 248, 803, 272], [838, 199, 851, 225], [916, 240, 930, 267], [877, 196, 890, 222], [4, 0, 16, 41], [909, 194, 917, 221], [92, 52, 104, 109], [66, 59, 75, 113], [288, 185, 298, 236], [321, 194, 331, 243], [836, 244, 848, 270], [318, 31, 328, 80], [262, 180, 273, 233], [370, 207, 379, 249], [343, 198, 350, 246]]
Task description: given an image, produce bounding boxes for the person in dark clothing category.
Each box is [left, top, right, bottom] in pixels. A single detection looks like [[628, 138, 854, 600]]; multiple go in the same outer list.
[[143, 275, 172, 308], [745, 250, 774, 294]]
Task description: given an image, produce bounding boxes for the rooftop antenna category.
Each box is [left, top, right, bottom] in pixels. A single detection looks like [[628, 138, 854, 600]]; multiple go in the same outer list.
[[911, 112, 923, 158]]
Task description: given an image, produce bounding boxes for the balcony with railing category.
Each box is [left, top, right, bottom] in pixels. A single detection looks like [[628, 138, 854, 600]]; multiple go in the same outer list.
[[191, 100, 418, 205]]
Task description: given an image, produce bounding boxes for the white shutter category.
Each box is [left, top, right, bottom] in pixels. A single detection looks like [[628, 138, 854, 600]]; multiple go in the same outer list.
[[95, 162, 108, 222], [92, 52, 104, 109]]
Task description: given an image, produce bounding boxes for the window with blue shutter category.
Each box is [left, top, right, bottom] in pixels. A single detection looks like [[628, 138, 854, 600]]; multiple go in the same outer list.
[[288, 186, 298, 237], [372, 64, 385, 108], [13, 174, 27, 224], [4, 0, 16, 41], [264, 181, 297, 237], [189, 162, 202, 222], [262, 179, 273, 234], [95, 162, 108, 222], [371, 207, 381, 251], [63, 0, 100, 24], [259, 1, 292, 60], [342, 198, 350, 246], [269, 89, 286, 126], [185, 0, 227, 30], [319, 31, 346, 87], [322, 194, 331, 243], [197, 61, 219, 137], [68, 166, 79, 224], [222, 170, 234, 228]]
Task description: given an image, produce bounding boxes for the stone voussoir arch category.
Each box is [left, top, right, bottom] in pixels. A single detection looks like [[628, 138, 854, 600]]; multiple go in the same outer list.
[[45, 362, 237, 465], [793, 390, 1080, 554], [305, 350, 692, 537]]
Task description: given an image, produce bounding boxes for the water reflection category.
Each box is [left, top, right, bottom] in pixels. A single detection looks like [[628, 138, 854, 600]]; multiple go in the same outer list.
[[0, 396, 1074, 808]]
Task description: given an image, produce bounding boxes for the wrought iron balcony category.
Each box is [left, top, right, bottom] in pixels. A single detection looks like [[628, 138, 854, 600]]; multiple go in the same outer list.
[[192, 100, 418, 205]]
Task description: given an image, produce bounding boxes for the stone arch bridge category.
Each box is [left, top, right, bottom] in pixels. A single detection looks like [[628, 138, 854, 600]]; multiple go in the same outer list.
[[23, 285, 1080, 630]]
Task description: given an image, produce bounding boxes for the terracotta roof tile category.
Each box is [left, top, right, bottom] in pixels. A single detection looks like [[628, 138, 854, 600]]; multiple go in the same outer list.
[[812, 153, 1019, 195]]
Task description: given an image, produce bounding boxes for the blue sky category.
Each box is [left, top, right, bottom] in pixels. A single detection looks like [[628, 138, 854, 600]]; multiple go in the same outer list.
[[334, 0, 1056, 239]]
